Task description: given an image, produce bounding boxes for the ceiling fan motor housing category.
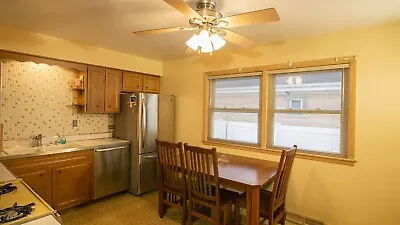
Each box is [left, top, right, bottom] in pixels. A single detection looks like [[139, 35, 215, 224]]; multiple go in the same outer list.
[[196, 0, 222, 21]]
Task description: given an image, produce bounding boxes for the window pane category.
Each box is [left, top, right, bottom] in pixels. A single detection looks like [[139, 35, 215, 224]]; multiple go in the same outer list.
[[213, 76, 260, 109], [210, 111, 258, 144], [274, 69, 342, 110], [272, 113, 341, 154]]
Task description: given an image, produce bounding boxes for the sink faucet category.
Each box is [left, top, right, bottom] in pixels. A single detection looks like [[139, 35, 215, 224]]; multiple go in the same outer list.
[[33, 134, 43, 147]]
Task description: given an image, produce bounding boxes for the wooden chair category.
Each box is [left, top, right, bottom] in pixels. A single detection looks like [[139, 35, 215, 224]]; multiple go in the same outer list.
[[156, 139, 187, 225], [184, 144, 238, 225], [235, 146, 297, 225]]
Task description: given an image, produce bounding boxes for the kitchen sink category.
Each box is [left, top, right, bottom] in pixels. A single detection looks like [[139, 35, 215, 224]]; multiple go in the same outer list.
[[3, 143, 81, 156]]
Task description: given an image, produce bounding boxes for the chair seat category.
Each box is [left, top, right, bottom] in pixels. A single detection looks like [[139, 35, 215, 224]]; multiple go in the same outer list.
[[237, 189, 272, 217]]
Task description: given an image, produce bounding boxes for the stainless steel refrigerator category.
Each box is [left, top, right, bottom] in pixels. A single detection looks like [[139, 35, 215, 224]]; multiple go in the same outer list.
[[114, 93, 175, 195]]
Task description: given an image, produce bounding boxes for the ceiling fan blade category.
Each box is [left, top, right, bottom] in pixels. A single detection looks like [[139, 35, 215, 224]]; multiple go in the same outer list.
[[223, 8, 279, 28], [223, 29, 257, 49], [133, 27, 193, 36], [163, 0, 202, 19]]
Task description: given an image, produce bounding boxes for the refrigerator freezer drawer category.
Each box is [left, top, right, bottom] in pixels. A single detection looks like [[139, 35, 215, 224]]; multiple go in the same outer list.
[[94, 145, 129, 199], [139, 152, 158, 194]]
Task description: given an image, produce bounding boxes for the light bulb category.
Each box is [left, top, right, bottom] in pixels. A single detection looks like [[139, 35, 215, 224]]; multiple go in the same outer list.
[[210, 34, 226, 50], [185, 34, 199, 51]]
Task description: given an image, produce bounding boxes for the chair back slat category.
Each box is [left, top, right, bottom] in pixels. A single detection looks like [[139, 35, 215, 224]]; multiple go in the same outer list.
[[156, 140, 184, 190], [270, 145, 297, 212], [184, 144, 219, 203]]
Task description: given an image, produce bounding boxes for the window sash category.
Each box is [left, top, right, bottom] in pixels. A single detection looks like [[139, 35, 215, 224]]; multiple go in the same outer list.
[[267, 68, 349, 158], [208, 75, 262, 146]]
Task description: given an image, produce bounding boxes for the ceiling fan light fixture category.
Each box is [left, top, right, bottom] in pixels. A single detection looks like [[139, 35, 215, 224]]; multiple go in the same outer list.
[[185, 29, 226, 53], [185, 34, 200, 51], [210, 33, 226, 50]]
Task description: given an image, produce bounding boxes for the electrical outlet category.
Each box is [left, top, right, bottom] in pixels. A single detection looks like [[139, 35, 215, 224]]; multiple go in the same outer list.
[[108, 125, 115, 129], [72, 120, 78, 127]]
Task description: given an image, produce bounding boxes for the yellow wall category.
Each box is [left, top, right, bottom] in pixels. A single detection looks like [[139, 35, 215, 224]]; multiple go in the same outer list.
[[0, 25, 162, 75], [162, 22, 400, 225]]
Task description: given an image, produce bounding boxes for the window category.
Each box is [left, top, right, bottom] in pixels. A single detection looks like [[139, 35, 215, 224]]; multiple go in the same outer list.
[[208, 74, 261, 145], [204, 57, 355, 164], [269, 67, 349, 157], [289, 99, 303, 109]]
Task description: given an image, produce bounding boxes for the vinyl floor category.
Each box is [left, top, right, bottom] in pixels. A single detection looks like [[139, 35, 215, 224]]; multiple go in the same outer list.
[[61, 191, 295, 225]]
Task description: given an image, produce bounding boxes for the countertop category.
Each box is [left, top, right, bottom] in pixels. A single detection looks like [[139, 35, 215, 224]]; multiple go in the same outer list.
[[72, 138, 130, 149], [0, 138, 130, 160]]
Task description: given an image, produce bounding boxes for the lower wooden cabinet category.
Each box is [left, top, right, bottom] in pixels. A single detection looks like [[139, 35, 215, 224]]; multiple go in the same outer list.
[[52, 162, 93, 210], [12, 166, 52, 204], [2, 150, 93, 211]]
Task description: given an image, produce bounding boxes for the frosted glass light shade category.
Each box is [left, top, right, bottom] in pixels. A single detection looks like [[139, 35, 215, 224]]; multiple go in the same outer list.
[[185, 30, 226, 53], [210, 34, 226, 50], [185, 34, 199, 51]]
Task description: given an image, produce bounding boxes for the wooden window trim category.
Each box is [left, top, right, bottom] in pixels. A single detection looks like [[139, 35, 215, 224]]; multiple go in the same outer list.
[[203, 56, 356, 166]]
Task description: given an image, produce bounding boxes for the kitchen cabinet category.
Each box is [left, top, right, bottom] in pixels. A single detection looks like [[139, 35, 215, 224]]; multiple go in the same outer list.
[[12, 166, 52, 204], [105, 69, 122, 113], [122, 72, 160, 93], [143, 75, 160, 93], [122, 71, 143, 92], [2, 150, 94, 211], [52, 161, 92, 210], [87, 66, 106, 112]]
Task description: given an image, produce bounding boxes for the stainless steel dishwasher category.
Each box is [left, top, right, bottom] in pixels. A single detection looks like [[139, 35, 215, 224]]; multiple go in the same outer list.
[[94, 144, 129, 199]]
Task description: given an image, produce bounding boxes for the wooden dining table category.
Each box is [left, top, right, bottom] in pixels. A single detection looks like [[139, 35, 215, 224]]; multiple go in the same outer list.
[[217, 154, 278, 225]]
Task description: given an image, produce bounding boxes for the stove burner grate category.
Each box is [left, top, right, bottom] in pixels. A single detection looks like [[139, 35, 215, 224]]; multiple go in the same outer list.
[[0, 202, 35, 224]]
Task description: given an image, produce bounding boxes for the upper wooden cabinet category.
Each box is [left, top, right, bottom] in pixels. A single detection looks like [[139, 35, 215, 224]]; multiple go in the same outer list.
[[143, 75, 160, 93], [87, 66, 106, 112], [122, 71, 142, 92], [123, 72, 160, 93], [105, 69, 122, 113], [85, 66, 122, 113]]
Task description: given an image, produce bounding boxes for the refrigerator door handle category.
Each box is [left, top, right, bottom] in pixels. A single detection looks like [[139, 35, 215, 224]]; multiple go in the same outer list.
[[142, 96, 147, 152]]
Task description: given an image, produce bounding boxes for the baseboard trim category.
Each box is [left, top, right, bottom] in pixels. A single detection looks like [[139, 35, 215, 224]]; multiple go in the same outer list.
[[286, 211, 326, 225]]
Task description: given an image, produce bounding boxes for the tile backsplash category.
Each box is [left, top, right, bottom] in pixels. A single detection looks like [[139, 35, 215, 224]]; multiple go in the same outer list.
[[1, 60, 113, 141]]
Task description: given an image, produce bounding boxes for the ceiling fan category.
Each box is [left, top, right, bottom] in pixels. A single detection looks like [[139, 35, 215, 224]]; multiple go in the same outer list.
[[133, 0, 280, 54]]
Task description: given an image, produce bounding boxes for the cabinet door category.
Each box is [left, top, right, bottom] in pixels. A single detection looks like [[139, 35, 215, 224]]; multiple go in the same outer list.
[[143, 75, 160, 93], [105, 69, 122, 113], [52, 162, 93, 210], [87, 66, 106, 112], [13, 167, 52, 204], [122, 72, 142, 92]]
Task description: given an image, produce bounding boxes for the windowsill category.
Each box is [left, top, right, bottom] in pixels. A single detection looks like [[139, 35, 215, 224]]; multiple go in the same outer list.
[[202, 140, 357, 166]]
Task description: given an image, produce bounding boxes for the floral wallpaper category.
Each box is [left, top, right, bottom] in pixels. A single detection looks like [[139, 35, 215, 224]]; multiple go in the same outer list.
[[0, 60, 113, 141]]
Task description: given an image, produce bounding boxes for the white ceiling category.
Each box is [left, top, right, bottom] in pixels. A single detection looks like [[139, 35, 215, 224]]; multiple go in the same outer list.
[[0, 0, 399, 61]]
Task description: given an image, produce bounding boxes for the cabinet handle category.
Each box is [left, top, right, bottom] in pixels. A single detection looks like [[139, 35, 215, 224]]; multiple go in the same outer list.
[[137, 85, 140, 88], [97, 104, 99, 107], [40, 174, 43, 177], [58, 171, 61, 174], [145, 86, 148, 89]]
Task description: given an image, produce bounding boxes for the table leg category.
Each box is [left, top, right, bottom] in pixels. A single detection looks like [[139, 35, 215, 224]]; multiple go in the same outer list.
[[246, 186, 260, 225]]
